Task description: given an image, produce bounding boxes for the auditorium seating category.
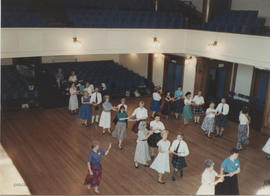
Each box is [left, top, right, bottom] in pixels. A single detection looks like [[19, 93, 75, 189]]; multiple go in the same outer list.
[[65, 9, 185, 28], [1, 66, 38, 103], [43, 60, 154, 94], [201, 10, 265, 34]]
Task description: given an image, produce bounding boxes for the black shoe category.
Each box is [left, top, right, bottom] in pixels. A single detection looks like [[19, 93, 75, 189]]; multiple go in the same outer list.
[[134, 163, 139, 168], [266, 156, 270, 160], [144, 164, 150, 167], [158, 181, 165, 184]]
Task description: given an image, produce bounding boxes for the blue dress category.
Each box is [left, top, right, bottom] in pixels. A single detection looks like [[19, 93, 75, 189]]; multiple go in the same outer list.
[[78, 96, 92, 120], [150, 92, 161, 112]]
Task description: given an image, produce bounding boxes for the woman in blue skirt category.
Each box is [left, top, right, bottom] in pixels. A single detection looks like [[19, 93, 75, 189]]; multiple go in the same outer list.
[[182, 92, 193, 125], [150, 89, 162, 118], [78, 91, 92, 127]]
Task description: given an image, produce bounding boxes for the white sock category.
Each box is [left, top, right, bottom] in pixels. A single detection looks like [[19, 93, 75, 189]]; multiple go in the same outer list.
[[96, 115, 99, 122], [92, 116, 95, 123]]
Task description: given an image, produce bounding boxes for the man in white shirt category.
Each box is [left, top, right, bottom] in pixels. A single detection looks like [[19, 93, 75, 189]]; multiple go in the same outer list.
[[90, 87, 102, 124], [192, 91, 205, 124], [149, 114, 165, 158], [215, 98, 230, 137], [84, 82, 94, 96], [68, 71, 78, 83], [131, 101, 148, 133], [170, 133, 189, 181]]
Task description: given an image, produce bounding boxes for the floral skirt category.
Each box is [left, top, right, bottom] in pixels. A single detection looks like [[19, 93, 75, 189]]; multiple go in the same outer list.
[[237, 124, 249, 145], [84, 163, 102, 187]]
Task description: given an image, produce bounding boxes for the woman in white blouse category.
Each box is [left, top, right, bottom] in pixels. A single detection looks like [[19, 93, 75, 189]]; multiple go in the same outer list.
[[196, 160, 224, 195], [201, 102, 217, 138], [68, 71, 78, 83], [182, 92, 193, 125], [236, 106, 250, 151], [170, 133, 189, 181], [68, 83, 79, 114], [192, 91, 205, 124]]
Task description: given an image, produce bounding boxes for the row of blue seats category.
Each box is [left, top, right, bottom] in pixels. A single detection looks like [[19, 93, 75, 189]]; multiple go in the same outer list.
[[1, 8, 48, 27], [66, 9, 185, 28], [1, 66, 38, 102], [44, 60, 153, 92]]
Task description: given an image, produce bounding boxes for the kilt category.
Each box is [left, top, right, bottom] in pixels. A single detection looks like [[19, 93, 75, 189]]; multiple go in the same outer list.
[[147, 132, 162, 147], [84, 163, 102, 187], [237, 124, 249, 145], [173, 99, 184, 113], [216, 114, 228, 128], [215, 173, 239, 195], [172, 156, 187, 170], [150, 100, 161, 112], [192, 105, 204, 116]]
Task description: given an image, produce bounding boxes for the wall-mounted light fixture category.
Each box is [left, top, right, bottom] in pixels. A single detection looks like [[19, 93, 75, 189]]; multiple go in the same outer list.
[[207, 41, 218, 50], [185, 55, 196, 64], [72, 37, 82, 48], [153, 37, 160, 49]]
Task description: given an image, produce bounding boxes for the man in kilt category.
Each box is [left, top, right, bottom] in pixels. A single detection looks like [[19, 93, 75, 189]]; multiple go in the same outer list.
[[215, 98, 230, 137], [170, 133, 190, 181], [192, 91, 205, 124]]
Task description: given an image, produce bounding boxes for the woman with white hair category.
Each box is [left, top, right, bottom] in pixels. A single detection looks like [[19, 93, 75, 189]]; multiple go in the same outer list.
[[134, 121, 153, 168], [196, 160, 224, 195], [99, 95, 117, 135]]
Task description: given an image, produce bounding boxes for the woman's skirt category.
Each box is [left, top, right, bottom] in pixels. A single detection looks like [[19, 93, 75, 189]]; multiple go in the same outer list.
[[196, 184, 215, 195], [84, 163, 102, 187], [182, 105, 193, 119], [262, 138, 270, 154], [78, 104, 92, 120], [69, 95, 78, 111], [172, 156, 187, 170], [192, 105, 204, 116], [112, 121, 127, 141], [161, 101, 172, 115], [201, 116, 215, 132], [150, 100, 161, 112], [173, 99, 184, 113], [147, 133, 162, 148], [134, 141, 151, 165], [237, 124, 249, 145], [215, 174, 239, 195], [216, 114, 228, 128], [99, 111, 111, 129]]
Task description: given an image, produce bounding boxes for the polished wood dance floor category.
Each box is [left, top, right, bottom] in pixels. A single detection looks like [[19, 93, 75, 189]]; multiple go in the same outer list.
[[1, 97, 270, 195]]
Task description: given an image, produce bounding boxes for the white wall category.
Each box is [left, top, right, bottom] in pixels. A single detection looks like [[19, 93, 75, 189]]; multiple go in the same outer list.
[[2, 28, 270, 70], [42, 54, 120, 64], [119, 54, 148, 78], [232, 0, 270, 26], [152, 54, 165, 86], [234, 64, 254, 96]]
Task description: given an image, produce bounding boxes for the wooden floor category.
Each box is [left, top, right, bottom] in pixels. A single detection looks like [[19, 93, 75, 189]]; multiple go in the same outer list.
[[1, 97, 270, 195]]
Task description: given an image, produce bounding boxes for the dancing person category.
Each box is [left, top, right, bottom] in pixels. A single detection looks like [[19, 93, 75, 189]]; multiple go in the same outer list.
[[150, 130, 170, 184], [117, 98, 127, 111], [256, 180, 270, 195], [201, 102, 217, 138], [215, 148, 241, 195], [148, 114, 165, 159], [215, 98, 230, 137], [55, 68, 64, 88], [262, 137, 270, 160], [99, 95, 117, 135], [196, 160, 224, 195], [150, 88, 162, 118], [84, 82, 94, 96], [170, 133, 189, 181], [134, 121, 153, 168], [84, 141, 111, 194], [112, 106, 129, 150], [131, 101, 148, 133], [182, 92, 193, 125], [161, 91, 174, 119], [236, 106, 250, 151], [78, 91, 92, 127], [173, 86, 184, 119], [68, 71, 78, 83], [69, 83, 79, 114], [192, 91, 205, 124], [90, 87, 102, 124]]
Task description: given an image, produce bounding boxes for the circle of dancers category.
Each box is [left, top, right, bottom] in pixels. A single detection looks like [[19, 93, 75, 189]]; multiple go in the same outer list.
[[65, 78, 269, 195]]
